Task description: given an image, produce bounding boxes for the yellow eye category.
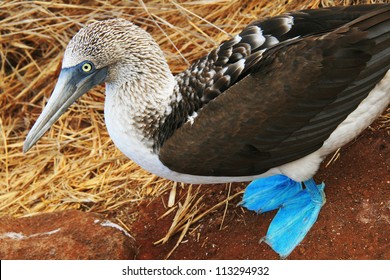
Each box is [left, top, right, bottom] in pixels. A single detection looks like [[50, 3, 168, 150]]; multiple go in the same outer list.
[[81, 62, 93, 72]]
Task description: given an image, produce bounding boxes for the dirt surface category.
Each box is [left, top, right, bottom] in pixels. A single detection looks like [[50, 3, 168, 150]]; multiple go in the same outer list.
[[0, 210, 137, 260], [115, 122, 389, 260]]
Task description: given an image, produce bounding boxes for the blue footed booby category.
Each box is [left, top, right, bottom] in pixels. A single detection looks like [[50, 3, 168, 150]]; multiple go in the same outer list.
[[24, 4, 390, 258]]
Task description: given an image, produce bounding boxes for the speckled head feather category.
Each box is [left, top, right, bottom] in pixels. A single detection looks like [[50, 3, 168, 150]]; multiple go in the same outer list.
[[62, 19, 171, 85]]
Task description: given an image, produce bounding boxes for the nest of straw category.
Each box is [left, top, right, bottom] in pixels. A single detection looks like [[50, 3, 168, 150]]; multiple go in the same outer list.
[[1, 0, 389, 247]]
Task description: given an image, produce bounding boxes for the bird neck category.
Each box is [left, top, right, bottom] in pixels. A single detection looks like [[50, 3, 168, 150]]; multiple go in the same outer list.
[[104, 40, 204, 157], [105, 63, 174, 135]]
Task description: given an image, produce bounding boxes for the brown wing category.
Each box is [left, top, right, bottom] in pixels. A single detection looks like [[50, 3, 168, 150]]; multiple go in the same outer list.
[[173, 4, 388, 107], [158, 6, 390, 177]]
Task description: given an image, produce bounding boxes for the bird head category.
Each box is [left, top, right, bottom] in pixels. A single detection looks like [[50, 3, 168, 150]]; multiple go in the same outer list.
[[23, 19, 165, 153]]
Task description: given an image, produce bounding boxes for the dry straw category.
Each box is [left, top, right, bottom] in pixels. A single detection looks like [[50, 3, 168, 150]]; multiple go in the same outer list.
[[0, 0, 389, 250]]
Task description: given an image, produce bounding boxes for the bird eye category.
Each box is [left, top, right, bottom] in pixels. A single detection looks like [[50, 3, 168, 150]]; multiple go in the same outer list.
[[81, 62, 93, 73]]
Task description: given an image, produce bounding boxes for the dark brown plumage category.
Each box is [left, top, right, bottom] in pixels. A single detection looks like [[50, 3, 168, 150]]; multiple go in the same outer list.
[[159, 5, 390, 177]]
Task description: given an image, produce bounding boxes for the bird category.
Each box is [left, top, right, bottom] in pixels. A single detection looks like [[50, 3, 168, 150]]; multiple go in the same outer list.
[[23, 4, 390, 258]]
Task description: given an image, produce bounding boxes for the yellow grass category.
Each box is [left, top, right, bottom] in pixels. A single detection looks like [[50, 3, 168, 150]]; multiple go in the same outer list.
[[0, 0, 389, 248]]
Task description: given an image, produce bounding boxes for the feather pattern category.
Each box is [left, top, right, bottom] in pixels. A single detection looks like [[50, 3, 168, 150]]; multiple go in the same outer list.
[[158, 5, 390, 178]]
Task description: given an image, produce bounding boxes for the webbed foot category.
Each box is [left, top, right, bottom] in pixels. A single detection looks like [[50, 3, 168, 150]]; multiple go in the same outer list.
[[241, 176, 326, 258]]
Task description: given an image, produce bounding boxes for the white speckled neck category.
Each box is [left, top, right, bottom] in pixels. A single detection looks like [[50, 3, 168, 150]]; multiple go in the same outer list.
[[104, 73, 175, 170]]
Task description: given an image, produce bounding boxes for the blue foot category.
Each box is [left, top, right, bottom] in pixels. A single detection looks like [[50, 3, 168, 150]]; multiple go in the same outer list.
[[240, 174, 302, 213], [240, 176, 326, 259]]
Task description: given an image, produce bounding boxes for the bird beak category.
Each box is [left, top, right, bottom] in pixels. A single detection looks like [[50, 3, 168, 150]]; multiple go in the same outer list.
[[23, 66, 108, 153]]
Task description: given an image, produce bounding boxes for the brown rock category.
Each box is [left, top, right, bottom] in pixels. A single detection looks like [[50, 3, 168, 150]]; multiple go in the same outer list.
[[0, 210, 137, 259]]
